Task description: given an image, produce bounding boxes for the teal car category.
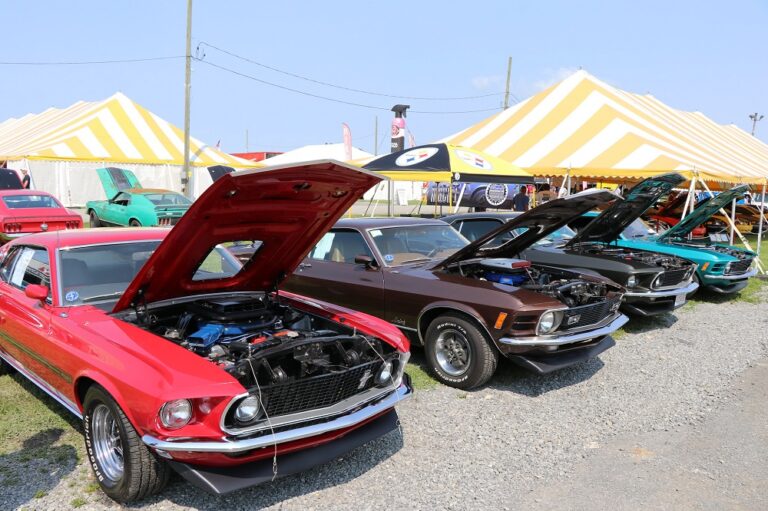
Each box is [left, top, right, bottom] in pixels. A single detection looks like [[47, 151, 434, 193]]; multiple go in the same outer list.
[[86, 167, 191, 227], [570, 185, 757, 294]]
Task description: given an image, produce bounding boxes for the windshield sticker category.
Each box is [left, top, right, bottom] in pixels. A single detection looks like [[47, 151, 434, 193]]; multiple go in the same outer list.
[[384, 254, 394, 263], [65, 290, 79, 302], [369, 229, 382, 237]]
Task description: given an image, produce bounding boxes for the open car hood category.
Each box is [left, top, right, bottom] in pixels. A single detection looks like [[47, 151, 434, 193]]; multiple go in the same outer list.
[[96, 167, 142, 199], [113, 160, 383, 312], [566, 173, 685, 246], [434, 189, 619, 267], [657, 184, 749, 241]]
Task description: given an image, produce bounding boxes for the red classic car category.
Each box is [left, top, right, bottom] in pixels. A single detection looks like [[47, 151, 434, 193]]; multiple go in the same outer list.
[[0, 161, 412, 502], [0, 189, 82, 242]]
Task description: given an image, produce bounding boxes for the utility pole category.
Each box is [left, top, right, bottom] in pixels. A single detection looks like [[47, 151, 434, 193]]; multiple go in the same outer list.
[[503, 57, 512, 109], [182, 0, 193, 198], [245, 129, 249, 152], [749, 112, 764, 136]]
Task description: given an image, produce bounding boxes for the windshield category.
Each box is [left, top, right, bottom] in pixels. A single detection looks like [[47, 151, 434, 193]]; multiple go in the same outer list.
[[3, 194, 62, 209], [368, 224, 469, 265], [622, 218, 655, 239], [510, 225, 576, 246], [59, 241, 239, 307], [141, 193, 192, 206]]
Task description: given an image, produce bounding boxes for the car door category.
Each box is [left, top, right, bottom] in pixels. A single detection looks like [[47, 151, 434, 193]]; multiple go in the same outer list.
[[102, 192, 131, 226], [283, 228, 386, 316], [0, 245, 66, 388]]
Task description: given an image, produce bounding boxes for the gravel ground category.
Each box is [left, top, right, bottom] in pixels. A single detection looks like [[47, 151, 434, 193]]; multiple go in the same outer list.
[[4, 288, 768, 510]]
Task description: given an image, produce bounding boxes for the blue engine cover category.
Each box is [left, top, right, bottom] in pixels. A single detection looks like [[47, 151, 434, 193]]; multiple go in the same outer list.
[[187, 323, 251, 348], [485, 272, 528, 286]]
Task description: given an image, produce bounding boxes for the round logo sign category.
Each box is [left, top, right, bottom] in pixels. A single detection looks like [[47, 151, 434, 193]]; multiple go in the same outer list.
[[65, 290, 79, 302], [394, 147, 439, 167], [456, 150, 493, 170], [484, 184, 509, 207]]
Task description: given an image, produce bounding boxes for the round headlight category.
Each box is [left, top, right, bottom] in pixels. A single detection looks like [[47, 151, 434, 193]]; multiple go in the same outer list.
[[234, 396, 261, 423], [626, 275, 638, 288], [375, 361, 393, 386], [538, 311, 559, 334], [159, 399, 192, 429]]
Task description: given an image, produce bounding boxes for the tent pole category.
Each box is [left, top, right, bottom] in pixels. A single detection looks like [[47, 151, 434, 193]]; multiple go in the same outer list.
[[729, 197, 736, 246], [681, 177, 696, 220], [756, 179, 766, 260], [454, 183, 467, 214]]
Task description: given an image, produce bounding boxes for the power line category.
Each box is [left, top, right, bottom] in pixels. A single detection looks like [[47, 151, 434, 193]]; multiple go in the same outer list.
[[195, 58, 500, 115], [198, 41, 504, 101], [0, 56, 184, 65]]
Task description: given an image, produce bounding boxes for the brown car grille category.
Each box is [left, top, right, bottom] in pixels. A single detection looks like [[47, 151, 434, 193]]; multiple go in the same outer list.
[[559, 297, 620, 332], [725, 258, 753, 275], [654, 269, 689, 288], [257, 360, 382, 418]]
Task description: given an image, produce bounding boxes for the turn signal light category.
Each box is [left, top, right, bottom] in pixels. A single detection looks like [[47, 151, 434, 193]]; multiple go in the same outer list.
[[700, 262, 709, 271], [494, 312, 508, 330]]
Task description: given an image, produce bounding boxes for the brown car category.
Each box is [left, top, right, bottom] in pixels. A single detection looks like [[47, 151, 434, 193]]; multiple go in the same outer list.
[[282, 191, 629, 389]]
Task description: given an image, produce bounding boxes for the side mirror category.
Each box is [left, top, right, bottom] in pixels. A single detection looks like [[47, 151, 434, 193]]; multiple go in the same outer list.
[[354, 255, 377, 268], [25, 284, 49, 302]]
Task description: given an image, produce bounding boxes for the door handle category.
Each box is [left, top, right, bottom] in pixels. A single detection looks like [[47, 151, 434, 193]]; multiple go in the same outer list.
[[298, 262, 312, 270]]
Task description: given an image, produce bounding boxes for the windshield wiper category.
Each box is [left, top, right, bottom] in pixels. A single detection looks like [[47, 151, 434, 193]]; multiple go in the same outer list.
[[81, 292, 124, 303], [398, 257, 432, 264]]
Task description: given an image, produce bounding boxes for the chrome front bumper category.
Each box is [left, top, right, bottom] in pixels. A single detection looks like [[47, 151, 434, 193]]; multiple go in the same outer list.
[[624, 280, 699, 297], [716, 267, 758, 280], [499, 314, 629, 346], [142, 382, 412, 454]]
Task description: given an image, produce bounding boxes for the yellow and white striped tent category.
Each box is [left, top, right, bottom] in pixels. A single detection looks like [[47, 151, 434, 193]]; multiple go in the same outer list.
[[444, 70, 768, 186], [0, 92, 259, 205]]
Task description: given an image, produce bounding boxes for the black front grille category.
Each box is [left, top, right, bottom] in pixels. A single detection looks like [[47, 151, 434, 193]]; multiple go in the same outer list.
[[655, 269, 689, 288], [725, 258, 753, 275], [559, 297, 620, 332], [258, 360, 382, 417]]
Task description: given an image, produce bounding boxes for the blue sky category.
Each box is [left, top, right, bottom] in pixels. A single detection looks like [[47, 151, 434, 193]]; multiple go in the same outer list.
[[1, 0, 766, 154]]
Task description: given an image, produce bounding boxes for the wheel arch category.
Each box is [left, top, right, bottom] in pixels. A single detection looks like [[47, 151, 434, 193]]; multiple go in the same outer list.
[[417, 302, 495, 346], [73, 370, 143, 432]]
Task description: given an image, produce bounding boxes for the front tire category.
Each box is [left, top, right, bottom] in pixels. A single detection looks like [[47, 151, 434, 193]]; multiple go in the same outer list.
[[83, 386, 169, 503], [0, 357, 10, 375], [89, 210, 101, 228], [425, 314, 498, 389]]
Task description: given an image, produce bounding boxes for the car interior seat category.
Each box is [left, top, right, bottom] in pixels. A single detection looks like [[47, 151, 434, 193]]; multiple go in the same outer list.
[[328, 233, 370, 263]]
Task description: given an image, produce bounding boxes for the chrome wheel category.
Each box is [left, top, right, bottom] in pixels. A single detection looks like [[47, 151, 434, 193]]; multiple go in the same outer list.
[[92, 404, 124, 483], [435, 328, 472, 376]]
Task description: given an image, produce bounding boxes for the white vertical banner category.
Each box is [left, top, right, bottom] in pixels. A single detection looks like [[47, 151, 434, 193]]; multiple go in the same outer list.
[[342, 123, 353, 161]]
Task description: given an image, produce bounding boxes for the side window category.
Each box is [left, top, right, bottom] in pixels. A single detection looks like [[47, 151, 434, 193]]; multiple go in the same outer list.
[[0, 247, 21, 283], [112, 192, 130, 206], [2, 246, 51, 292], [459, 219, 504, 242], [309, 230, 372, 264]]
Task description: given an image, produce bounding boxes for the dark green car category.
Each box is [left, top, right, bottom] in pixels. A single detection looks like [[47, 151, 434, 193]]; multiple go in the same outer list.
[[86, 167, 191, 227]]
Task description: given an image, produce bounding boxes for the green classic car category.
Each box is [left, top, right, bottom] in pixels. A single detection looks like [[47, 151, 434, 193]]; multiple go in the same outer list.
[[86, 167, 191, 227], [570, 185, 758, 294]]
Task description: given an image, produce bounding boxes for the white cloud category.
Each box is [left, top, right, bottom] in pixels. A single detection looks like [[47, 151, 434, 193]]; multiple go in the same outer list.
[[471, 74, 504, 90], [532, 67, 580, 91]]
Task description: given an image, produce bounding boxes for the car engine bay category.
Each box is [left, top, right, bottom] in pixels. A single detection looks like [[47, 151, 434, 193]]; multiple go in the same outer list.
[[672, 241, 754, 261], [568, 244, 691, 270], [450, 258, 616, 307], [119, 295, 400, 397]]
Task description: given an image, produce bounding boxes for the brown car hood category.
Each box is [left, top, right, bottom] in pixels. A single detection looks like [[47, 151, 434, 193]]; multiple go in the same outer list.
[[434, 189, 619, 268], [113, 160, 383, 312]]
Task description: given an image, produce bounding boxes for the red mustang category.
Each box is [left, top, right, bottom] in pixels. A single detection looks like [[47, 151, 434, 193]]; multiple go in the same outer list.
[[0, 189, 82, 243], [0, 162, 411, 502]]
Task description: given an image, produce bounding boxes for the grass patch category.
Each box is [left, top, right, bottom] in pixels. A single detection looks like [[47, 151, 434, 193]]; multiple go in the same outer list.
[[83, 481, 100, 494], [33, 490, 47, 499], [406, 363, 439, 390], [70, 497, 87, 508], [0, 373, 83, 459]]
